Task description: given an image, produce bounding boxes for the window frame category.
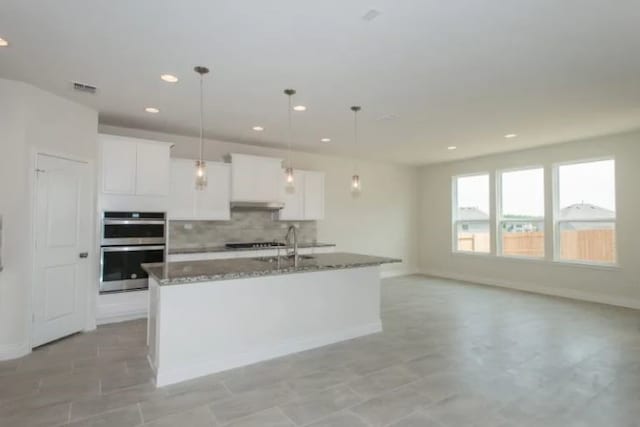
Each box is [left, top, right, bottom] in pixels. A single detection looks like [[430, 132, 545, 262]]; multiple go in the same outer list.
[[552, 157, 617, 267], [496, 165, 546, 260], [451, 172, 491, 255]]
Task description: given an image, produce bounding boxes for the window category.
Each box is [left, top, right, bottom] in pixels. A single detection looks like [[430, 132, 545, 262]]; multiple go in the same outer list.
[[555, 159, 616, 264], [453, 174, 490, 253], [498, 168, 545, 258]]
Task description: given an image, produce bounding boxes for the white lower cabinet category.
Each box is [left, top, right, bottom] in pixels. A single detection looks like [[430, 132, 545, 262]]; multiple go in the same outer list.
[[169, 159, 231, 220]]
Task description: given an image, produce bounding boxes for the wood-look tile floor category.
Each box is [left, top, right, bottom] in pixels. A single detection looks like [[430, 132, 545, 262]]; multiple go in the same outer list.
[[1, 275, 640, 426]]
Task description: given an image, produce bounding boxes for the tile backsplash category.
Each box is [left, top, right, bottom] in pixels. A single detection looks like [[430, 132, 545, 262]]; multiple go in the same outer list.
[[169, 210, 317, 249]]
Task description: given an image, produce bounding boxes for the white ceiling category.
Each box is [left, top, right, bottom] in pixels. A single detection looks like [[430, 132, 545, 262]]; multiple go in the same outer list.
[[1, 1, 640, 164]]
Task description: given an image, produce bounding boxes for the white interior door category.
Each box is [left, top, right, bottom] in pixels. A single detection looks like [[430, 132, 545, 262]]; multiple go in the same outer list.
[[32, 154, 91, 347]]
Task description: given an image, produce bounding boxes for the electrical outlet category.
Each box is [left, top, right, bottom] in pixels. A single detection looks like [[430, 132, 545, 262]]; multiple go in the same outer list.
[[183, 223, 193, 230]]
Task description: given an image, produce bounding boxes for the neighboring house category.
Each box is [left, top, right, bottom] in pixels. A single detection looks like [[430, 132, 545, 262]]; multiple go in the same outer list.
[[457, 207, 489, 233], [457, 203, 613, 234], [559, 203, 615, 230]]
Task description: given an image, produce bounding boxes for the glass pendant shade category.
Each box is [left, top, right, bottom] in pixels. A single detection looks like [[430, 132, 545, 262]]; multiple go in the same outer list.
[[350, 105, 362, 196], [285, 167, 294, 184], [351, 174, 361, 194], [285, 166, 295, 193], [195, 160, 207, 190]]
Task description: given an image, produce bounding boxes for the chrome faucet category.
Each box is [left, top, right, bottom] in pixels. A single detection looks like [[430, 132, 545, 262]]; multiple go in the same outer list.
[[285, 225, 299, 267]]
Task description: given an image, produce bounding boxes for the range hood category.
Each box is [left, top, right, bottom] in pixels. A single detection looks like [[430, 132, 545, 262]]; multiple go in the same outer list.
[[230, 201, 285, 210]]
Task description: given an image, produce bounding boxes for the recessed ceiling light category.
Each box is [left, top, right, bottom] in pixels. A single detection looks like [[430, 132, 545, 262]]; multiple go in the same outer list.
[[0, 37, 8, 47], [160, 74, 178, 83], [504, 133, 518, 139], [293, 105, 307, 112], [447, 146, 457, 150], [321, 138, 331, 142], [252, 126, 264, 131], [145, 107, 160, 114]]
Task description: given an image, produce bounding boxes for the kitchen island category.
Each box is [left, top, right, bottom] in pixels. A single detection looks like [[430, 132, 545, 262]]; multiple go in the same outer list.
[[143, 252, 400, 386]]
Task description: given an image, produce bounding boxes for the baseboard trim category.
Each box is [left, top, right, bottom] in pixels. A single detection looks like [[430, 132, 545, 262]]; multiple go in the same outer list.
[[381, 268, 419, 279], [97, 310, 147, 326], [0, 342, 30, 361], [419, 269, 640, 310], [156, 321, 382, 387]]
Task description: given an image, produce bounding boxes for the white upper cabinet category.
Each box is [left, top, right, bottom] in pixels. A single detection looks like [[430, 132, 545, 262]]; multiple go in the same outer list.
[[100, 135, 172, 196], [169, 158, 230, 220], [168, 159, 196, 218], [101, 136, 137, 194], [303, 170, 325, 220], [230, 153, 284, 202], [279, 170, 305, 220], [279, 169, 325, 221], [195, 162, 231, 220], [136, 141, 171, 196]]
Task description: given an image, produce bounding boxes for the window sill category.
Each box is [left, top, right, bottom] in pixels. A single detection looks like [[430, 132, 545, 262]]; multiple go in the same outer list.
[[451, 251, 493, 258], [551, 259, 621, 271], [497, 254, 546, 263], [451, 251, 621, 271]]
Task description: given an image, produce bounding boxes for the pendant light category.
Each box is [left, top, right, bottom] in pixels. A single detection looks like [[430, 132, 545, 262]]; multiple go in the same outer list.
[[194, 66, 210, 190], [284, 88, 296, 192], [350, 106, 362, 195]]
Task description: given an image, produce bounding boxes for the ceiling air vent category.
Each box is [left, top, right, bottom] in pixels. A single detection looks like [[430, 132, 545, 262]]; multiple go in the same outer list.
[[72, 81, 97, 94], [376, 113, 399, 122], [362, 9, 381, 22]]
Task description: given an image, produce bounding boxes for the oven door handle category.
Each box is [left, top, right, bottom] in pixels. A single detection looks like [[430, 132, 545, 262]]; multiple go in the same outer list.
[[101, 245, 166, 252], [103, 220, 166, 225]]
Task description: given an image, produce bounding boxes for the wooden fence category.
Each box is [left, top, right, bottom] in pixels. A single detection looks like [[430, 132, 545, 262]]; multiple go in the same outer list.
[[559, 229, 616, 262], [502, 232, 544, 257], [458, 230, 615, 262]]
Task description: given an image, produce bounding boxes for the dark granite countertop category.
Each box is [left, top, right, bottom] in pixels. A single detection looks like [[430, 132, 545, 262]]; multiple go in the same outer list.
[[143, 252, 400, 286], [168, 242, 336, 255]]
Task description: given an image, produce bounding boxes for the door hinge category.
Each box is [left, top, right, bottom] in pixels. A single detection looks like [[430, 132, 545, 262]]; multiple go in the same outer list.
[[35, 168, 46, 174]]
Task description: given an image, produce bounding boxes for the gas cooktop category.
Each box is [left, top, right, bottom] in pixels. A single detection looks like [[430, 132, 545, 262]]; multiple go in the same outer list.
[[225, 242, 287, 249]]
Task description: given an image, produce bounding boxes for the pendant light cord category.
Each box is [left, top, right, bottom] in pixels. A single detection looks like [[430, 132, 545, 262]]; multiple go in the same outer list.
[[353, 108, 359, 174], [199, 73, 204, 162], [287, 93, 292, 169]]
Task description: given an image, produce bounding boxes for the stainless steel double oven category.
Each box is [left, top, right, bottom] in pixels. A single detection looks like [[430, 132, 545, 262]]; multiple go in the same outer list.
[[99, 212, 166, 293]]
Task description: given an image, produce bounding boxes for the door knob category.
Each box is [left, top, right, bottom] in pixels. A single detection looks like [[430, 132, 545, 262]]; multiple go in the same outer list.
[[79, 252, 89, 259]]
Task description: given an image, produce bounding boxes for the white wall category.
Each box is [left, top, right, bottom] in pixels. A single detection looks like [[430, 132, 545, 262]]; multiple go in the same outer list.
[[418, 130, 640, 308], [0, 79, 98, 359], [99, 125, 420, 277]]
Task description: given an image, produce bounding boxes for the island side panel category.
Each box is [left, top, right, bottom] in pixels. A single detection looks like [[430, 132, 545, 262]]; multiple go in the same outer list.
[[154, 266, 382, 386], [147, 277, 160, 372]]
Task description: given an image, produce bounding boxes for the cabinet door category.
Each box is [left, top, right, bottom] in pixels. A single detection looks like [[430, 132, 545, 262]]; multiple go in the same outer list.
[[304, 171, 325, 220], [279, 169, 305, 220], [231, 154, 256, 201], [195, 162, 231, 220], [136, 142, 171, 196], [231, 154, 284, 202], [102, 137, 137, 194], [168, 159, 196, 219], [257, 158, 285, 202]]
